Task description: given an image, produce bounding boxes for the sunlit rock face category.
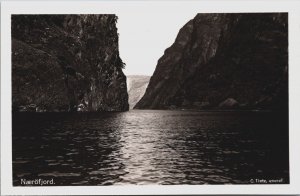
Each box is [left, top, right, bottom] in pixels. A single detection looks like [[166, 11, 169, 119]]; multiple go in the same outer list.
[[135, 13, 288, 110], [12, 15, 129, 112], [127, 75, 150, 109]]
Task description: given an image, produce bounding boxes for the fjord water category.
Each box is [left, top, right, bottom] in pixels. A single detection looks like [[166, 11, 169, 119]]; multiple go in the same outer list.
[[12, 110, 289, 185]]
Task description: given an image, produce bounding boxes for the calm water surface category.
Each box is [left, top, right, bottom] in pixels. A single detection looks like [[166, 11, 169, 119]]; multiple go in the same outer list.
[[13, 110, 289, 185]]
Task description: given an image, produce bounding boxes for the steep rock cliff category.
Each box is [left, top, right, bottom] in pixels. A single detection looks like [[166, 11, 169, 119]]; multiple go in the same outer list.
[[127, 75, 150, 109], [12, 15, 129, 112], [135, 13, 288, 110]]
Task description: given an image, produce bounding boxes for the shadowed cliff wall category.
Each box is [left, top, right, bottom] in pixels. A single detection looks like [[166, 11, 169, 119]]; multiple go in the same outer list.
[[12, 15, 129, 112], [135, 13, 288, 110]]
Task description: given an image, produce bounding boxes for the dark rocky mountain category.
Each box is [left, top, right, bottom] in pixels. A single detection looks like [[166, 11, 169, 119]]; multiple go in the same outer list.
[[127, 75, 150, 109], [12, 15, 129, 112], [135, 13, 288, 110]]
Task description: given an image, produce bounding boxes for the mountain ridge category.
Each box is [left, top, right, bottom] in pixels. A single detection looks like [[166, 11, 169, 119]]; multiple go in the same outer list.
[[12, 15, 129, 112], [135, 13, 288, 111]]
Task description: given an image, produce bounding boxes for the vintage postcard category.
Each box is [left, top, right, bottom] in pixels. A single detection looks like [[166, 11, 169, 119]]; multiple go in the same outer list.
[[1, 0, 300, 195]]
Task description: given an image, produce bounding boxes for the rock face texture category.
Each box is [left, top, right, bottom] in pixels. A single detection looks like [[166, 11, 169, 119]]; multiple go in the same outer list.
[[127, 75, 150, 109], [135, 13, 288, 110], [12, 15, 129, 112]]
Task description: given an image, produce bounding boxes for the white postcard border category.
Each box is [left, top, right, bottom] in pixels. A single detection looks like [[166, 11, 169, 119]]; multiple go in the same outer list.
[[1, 0, 300, 195]]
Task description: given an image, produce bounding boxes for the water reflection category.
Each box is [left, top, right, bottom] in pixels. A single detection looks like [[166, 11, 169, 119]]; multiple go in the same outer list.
[[12, 110, 289, 185]]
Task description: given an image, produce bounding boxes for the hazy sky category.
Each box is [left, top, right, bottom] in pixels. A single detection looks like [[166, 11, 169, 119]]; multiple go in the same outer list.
[[117, 12, 196, 76]]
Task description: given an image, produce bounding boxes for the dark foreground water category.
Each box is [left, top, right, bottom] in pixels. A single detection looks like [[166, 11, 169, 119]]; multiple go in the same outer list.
[[12, 110, 289, 185]]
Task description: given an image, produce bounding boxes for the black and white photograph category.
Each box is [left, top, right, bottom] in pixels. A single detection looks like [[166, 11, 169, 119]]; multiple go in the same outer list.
[[1, 0, 300, 195]]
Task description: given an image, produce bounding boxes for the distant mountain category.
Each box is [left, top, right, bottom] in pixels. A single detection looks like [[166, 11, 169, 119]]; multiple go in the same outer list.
[[135, 13, 288, 110], [127, 75, 150, 109]]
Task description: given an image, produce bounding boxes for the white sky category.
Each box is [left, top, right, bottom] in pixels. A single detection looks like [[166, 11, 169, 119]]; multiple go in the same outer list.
[[117, 11, 196, 76]]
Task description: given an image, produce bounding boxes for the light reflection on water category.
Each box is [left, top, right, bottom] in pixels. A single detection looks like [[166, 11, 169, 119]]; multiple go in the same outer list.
[[12, 110, 289, 185]]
